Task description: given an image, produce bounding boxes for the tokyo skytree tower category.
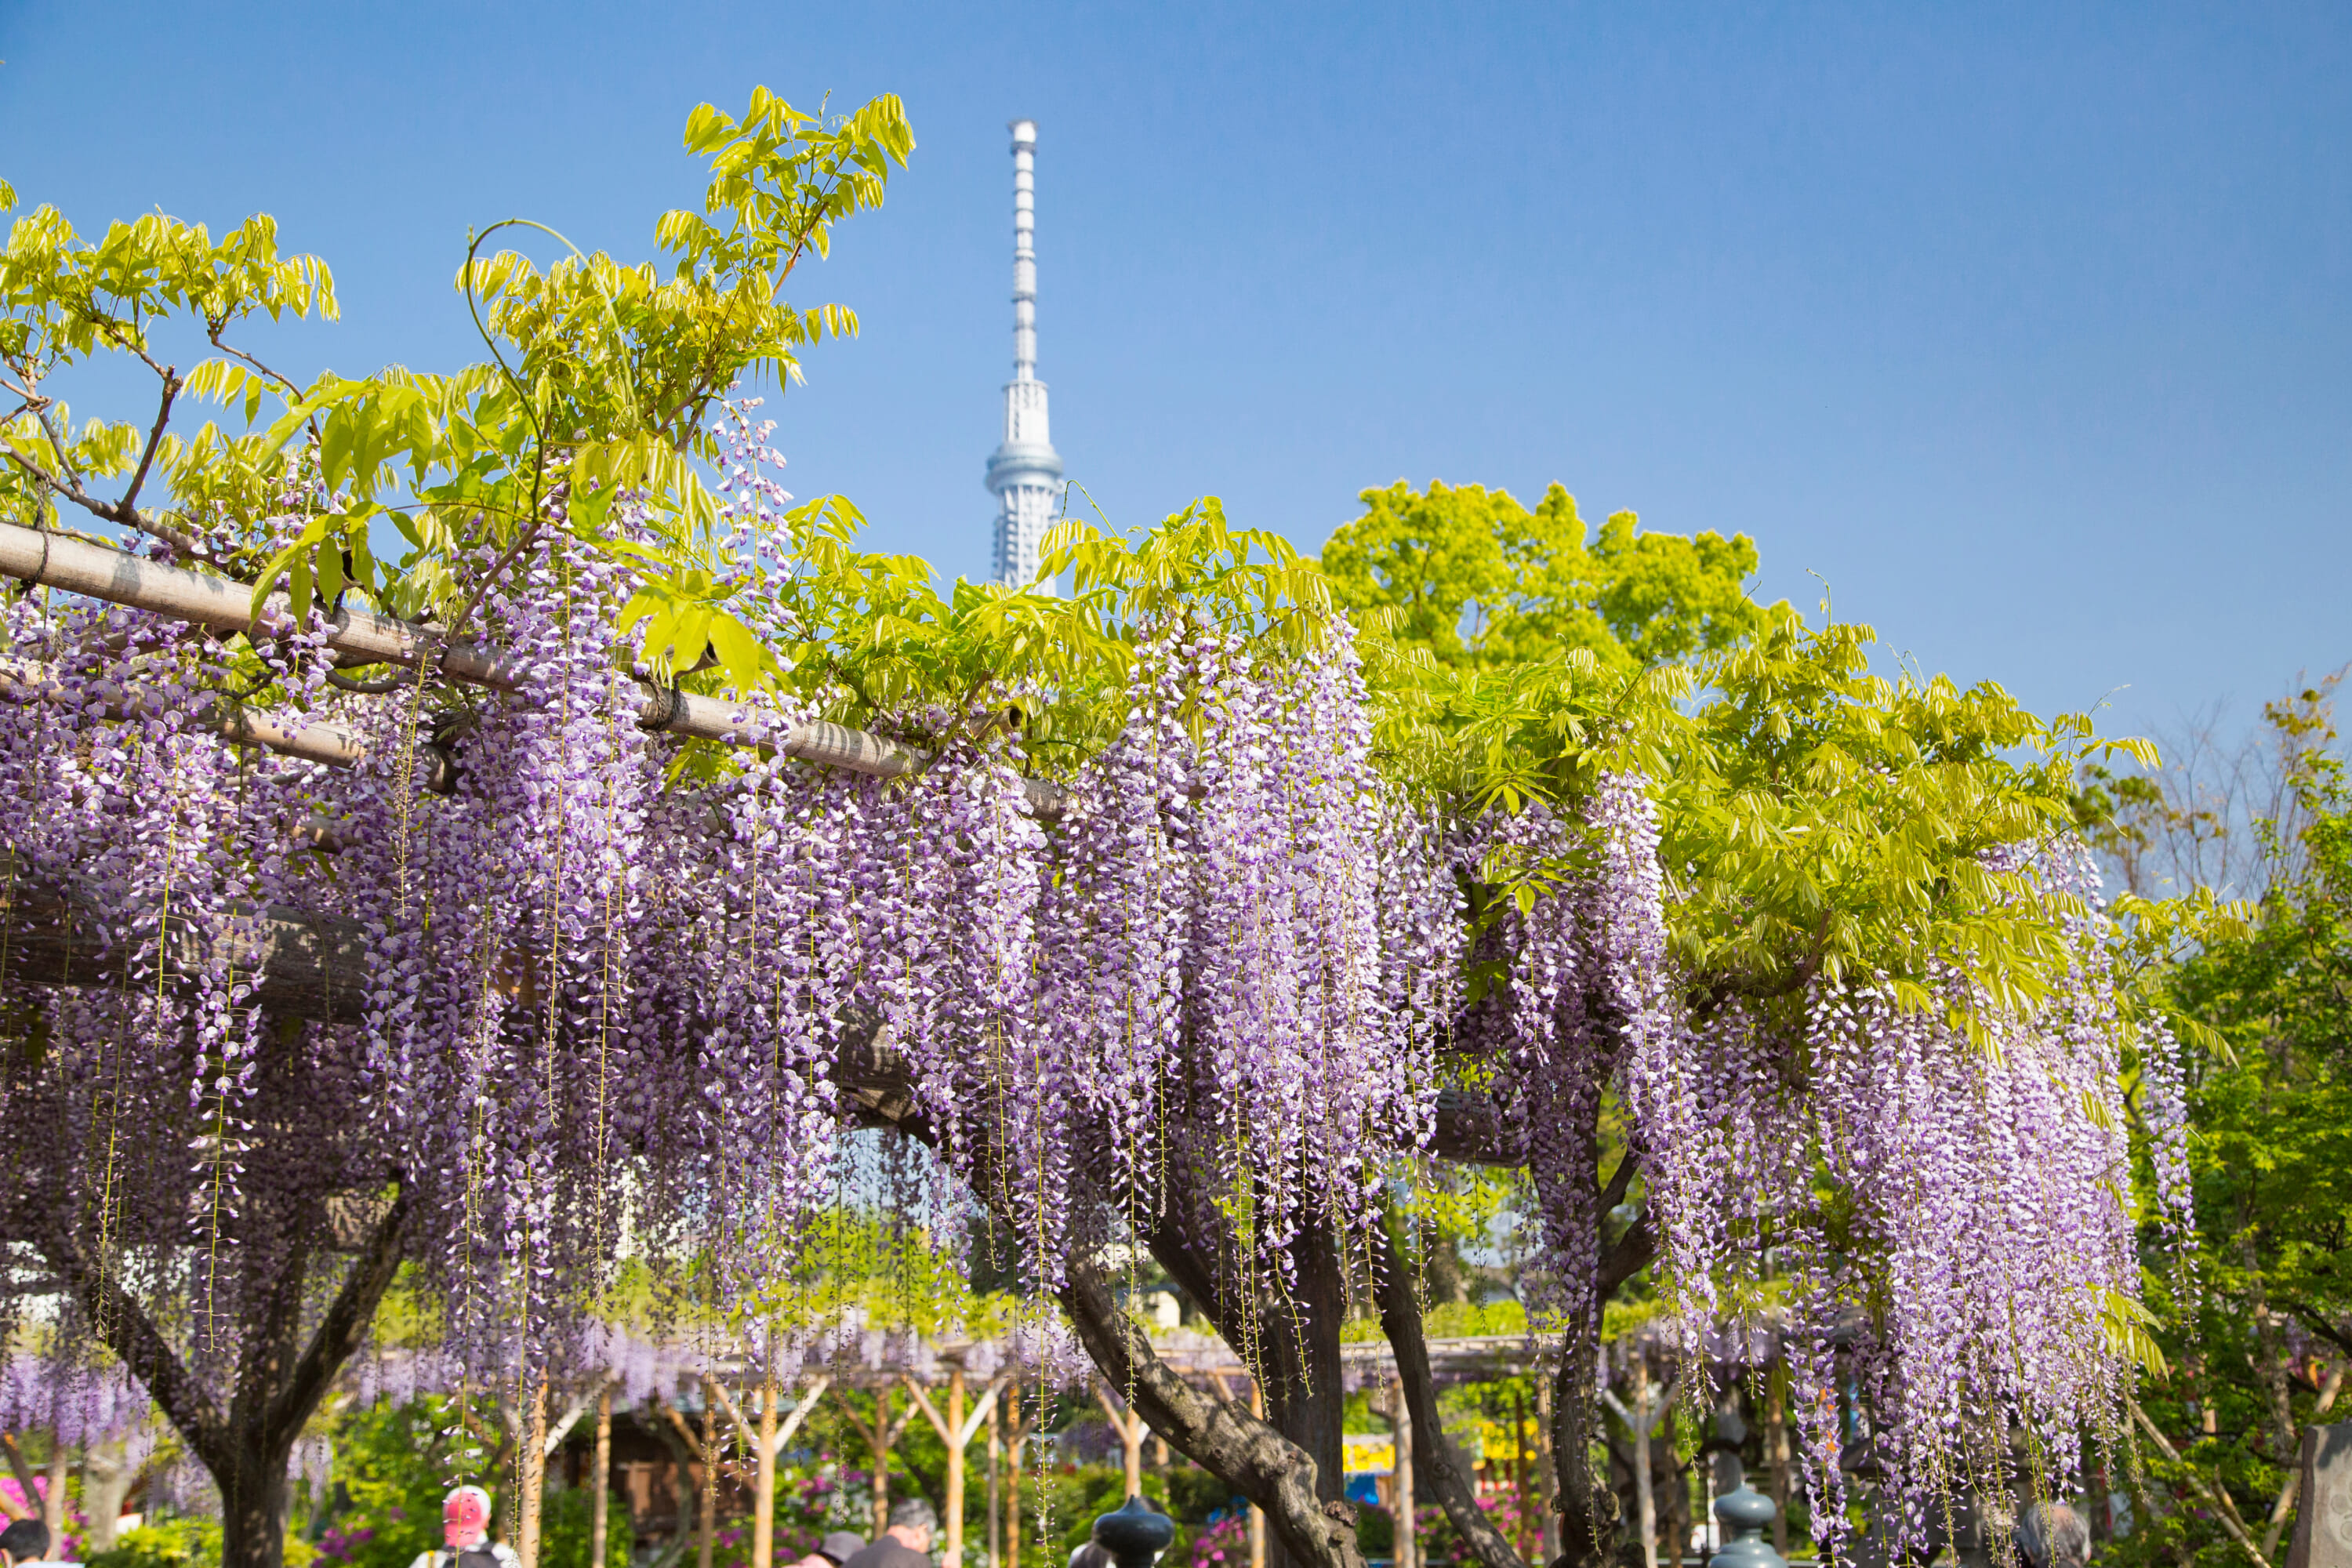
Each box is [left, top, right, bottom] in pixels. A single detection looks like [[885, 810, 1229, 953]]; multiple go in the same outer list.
[[985, 118, 1065, 590]]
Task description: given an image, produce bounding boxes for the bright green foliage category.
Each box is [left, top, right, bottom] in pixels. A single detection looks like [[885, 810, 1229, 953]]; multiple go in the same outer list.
[[539, 1483, 635, 1568], [2114, 696, 2351, 1568], [0, 198, 336, 555], [1320, 481, 2142, 1031], [303, 1395, 525, 1568], [1318, 480, 1762, 672], [85, 1519, 227, 1568], [1367, 592, 2158, 1027], [0, 87, 914, 706]]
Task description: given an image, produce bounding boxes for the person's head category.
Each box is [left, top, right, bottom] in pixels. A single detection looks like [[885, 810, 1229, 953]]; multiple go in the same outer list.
[[818, 1531, 868, 1566], [0, 1517, 50, 1566], [886, 1498, 938, 1552], [444, 1485, 495, 1552], [2016, 1501, 2090, 1568]]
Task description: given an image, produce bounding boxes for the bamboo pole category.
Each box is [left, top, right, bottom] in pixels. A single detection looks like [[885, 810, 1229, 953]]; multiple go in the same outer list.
[[946, 1370, 967, 1566], [872, 1384, 893, 1540], [0, 517, 1059, 811], [1531, 1373, 1558, 1566], [1391, 1375, 1416, 1568], [41, 1436, 68, 1545]]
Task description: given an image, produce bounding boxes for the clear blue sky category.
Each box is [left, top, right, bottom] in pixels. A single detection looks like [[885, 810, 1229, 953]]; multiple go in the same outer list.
[[3, 2, 2344, 737]]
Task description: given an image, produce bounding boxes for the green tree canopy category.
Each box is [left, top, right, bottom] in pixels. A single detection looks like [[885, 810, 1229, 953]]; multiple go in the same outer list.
[[1317, 479, 1764, 672]]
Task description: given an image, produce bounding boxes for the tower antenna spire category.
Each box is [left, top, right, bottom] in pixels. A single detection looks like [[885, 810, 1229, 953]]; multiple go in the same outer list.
[[987, 118, 1065, 590]]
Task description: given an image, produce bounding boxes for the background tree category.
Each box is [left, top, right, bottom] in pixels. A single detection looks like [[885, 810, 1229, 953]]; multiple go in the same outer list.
[[2103, 683, 2350, 1568], [1317, 480, 1762, 672]]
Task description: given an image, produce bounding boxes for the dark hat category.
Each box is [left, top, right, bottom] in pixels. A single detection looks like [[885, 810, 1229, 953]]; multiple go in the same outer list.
[[818, 1531, 867, 1566]]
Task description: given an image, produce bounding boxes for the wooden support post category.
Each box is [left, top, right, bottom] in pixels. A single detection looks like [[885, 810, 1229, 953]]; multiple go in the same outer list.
[[591, 1388, 613, 1568], [833, 1384, 909, 1542], [1248, 1381, 1266, 1568], [520, 1379, 549, 1568], [0, 1434, 41, 1521], [1765, 1374, 1789, 1559], [1004, 1385, 1028, 1568], [907, 1367, 1011, 1568], [698, 1381, 720, 1568], [1602, 1353, 1676, 1568], [1532, 1372, 1558, 1566], [987, 1396, 1002, 1568], [755, 1376, 780, 1568], [1094, 1381, 1146, 1500], [946, 1371, 967, 1565], [1378, 1374, 1416, 1568], [42, 1436, 69, 1545], [873, 1384, 893, 1540]]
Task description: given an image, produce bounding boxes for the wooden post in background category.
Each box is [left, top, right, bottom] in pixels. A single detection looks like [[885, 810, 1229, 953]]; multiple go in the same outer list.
[[590, 1388, 613, 1568], [831, 1385, 908, 1542], [519, 1379, 549, 1568], [987, 1396, 1002, 1568], [907, 1365, 1011, 1568], [1380, 1374, 1417, 1568], [871, 1385, 895, 1539], [1766, 1371, 1790, 1559], [1094, 1382, 1147, 1500], [946, 1371, 967, 1565], [755, 1376, 780, 1568], [698, 1380, 720, 1568], [1005, 1385, 1029, 1568], [42, 1436, 69, 1546], [1249, 1381, 1266, 1568], [1532, 1374, 1559, 1567]]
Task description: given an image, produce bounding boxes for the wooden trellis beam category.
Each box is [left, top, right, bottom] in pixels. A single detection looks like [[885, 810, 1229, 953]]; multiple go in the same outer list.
[[0, 519, 1061, 814]]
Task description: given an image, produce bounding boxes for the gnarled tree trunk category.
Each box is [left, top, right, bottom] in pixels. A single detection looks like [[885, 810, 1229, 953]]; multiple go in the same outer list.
[[38, 1185, 412, 1568]]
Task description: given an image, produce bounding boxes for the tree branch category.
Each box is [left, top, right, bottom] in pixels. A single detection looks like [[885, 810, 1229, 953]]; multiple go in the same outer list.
[[117, 368, 179, 521], [1599, 1210, 1657, 1299], [2127, 1398, 2273, 1568], [37, 1228, 230, 1475], [1057, 1249, 1364, 1568], [2274, 1300, 2352, 1362], [0, 434, 200, 556], [1370, 1218, 1524, 1568], [263, 1182, 411, 1452], [1596, 1151, 1639, 1224], [205, 332, 303, 398]]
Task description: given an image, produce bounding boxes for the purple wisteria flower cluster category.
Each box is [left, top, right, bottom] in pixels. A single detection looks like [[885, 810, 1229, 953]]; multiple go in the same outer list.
[[1471, 777, 2188, 1555]]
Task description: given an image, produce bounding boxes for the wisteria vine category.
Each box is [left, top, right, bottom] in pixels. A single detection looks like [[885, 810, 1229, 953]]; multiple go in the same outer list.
[[0, 404, 2189, 1558]]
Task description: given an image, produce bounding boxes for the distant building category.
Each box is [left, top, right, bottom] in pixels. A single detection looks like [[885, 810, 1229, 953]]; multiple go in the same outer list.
[[985, 118, 1065, 590]]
